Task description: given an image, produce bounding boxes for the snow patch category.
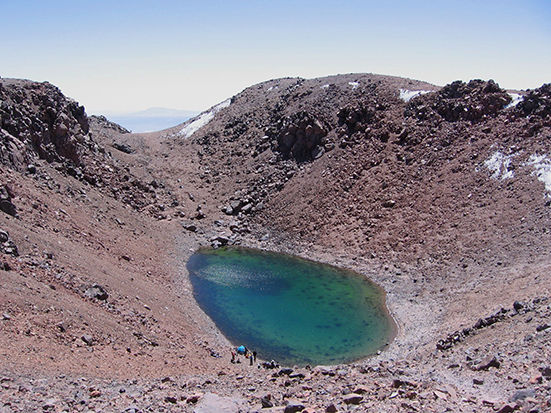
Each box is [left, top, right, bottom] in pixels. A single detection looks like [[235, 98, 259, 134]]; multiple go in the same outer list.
[[348, 81, 359, 90], [505, 93, 524, 109], [267, 86, 278, 92], [399, 89, 431, 103], [320, 84, 330, 90], [526, 154, 551, 196], [178, 99, 231, 139], [484, 151, 515, 180]]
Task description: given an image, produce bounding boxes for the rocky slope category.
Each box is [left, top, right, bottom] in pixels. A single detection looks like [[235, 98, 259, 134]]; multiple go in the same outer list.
[[1, 74, 550, 412]]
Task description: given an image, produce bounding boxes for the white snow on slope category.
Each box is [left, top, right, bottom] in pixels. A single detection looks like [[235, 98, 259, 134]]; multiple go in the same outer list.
[[320, 84, 330, 90], [178, 99, 231, 139], [348, 81, 359, 89], [526, 154, 551, 197], [505, 93, 524, 109], [399, 89, 431, 103], [484, 151, 515, 180]]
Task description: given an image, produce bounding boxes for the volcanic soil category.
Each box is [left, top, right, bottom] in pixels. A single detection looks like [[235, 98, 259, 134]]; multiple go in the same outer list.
[[0, 74, 550, 412]]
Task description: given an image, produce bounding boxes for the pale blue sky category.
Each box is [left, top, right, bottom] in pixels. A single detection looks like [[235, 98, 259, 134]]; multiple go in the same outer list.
[[2, 0, 550, 114]]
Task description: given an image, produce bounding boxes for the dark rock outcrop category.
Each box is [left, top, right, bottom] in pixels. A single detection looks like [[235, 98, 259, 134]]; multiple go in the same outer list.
[[0, 79, 178, 215], [405, 79, 511, 122], [88, 115, 130, 134], [516, 83, 551, 121], [337, 104, 377, 134], [112, 142, 133, 154], [0, 79, 93, 170], [267, 112, 327, 162]]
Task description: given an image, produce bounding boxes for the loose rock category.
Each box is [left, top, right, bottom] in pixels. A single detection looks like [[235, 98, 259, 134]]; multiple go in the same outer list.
[[81, 334, 94, 346], [343, 393, 363, 405], [261, 394, 274, 408], [284, 400, 305, 413], [84, 284, 109, 301]]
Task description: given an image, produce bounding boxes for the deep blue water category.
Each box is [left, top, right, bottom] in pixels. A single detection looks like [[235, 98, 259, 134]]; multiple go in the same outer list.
[[187, 247, 395, 366]]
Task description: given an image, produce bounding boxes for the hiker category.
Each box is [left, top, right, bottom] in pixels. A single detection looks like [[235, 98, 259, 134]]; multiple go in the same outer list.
[[253, 351, 257, 362], [235, 345, 247, 363], [249, 350, 253, 366], [230, 348, 236, 364]]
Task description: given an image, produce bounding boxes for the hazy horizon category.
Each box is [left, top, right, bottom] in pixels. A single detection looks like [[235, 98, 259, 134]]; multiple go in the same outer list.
[[98, 107, 198, 133], [2, 1, 550, 114]]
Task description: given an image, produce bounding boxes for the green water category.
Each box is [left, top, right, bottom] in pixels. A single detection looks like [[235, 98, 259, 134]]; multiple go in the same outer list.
[[187, 247, 395, 366]]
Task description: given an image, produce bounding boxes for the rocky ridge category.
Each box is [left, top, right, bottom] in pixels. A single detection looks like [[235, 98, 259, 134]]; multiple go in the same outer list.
[[0, 79, 181, 217]]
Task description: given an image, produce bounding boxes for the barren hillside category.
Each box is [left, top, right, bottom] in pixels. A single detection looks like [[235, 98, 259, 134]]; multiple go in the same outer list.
[[1, 74, 550, 412]]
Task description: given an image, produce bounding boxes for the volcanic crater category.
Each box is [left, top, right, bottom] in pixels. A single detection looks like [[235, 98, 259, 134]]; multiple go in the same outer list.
[[1, 73, 550, 412]]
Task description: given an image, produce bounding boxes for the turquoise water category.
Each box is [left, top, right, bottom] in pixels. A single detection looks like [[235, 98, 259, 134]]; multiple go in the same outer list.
[[187, 247, 395, 366]]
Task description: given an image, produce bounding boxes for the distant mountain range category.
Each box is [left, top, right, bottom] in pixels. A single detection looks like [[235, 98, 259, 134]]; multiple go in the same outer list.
[[99, 107, 199, 133]]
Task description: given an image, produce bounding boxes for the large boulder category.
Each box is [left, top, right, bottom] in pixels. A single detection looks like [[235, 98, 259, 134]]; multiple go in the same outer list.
[[0, 185, 16, 217], [84, 284, 109, 301], [284, 401, 305, 413], [0, 229, 18, 256]]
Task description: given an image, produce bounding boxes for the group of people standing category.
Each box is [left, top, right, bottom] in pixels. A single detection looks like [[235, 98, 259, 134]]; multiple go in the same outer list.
[[231, 345, 257, 365]]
